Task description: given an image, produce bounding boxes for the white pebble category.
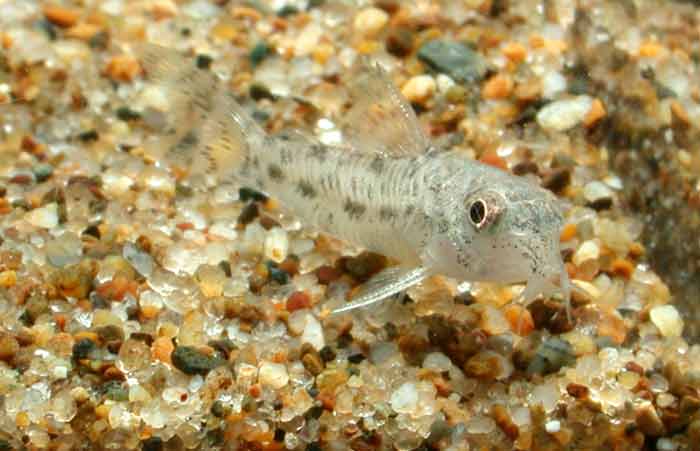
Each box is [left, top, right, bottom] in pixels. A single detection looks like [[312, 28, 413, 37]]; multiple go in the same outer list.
[[401, 75, 436, 104], [530, 383, 559, 413], [258, 361, 289, 389], [301, 313, 325, 350], [294, 23, 323, 57], [422, 352, 453, 372], [436, 74, 456, 94], [390, 382, 419, 414], [102, 172, 134, 196], [650, 305, 683, 338], [583, 181, 614, 204], [25, 203, 59, 228], [545, 420, 561, 433], [571, 279, 601, 301], [466, 415, 496, 434], [541, 71, 567, 99], [353, 7, 389, 37], [572, 240, 600, 266], [537, 95, 593, 132], [264, 227, 289, 264]]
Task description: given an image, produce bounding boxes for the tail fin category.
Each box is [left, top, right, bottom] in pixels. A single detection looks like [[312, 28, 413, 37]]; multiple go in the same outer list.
[[136, 44, 264, 181]]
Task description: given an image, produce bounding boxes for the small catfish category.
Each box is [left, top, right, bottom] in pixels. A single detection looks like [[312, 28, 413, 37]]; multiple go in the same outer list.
[[138, 45, 570, 314]]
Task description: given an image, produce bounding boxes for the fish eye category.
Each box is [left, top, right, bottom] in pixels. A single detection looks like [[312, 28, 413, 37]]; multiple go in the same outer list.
[[469, 199, 487, 229]]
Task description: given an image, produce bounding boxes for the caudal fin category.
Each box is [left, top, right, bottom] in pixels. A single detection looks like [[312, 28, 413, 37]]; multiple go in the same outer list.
[[136, 43, 264, 181]]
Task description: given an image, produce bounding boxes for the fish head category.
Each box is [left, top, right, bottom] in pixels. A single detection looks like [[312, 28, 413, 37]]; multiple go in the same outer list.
[[424, 177, 569, 304]]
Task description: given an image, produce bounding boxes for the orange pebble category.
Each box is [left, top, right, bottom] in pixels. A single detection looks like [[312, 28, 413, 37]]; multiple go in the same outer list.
[[43, 4, 80, 28], [611, 258, 635, 279], [482, 74, 514, 100], [583, 98, 606, 127], [504, 304, 534, 336], [502, 42, 527, 63], [560, 223, 577, 242], [639, 42, 663, 58], [152, 336, 174, 365], [105, 54, 142, 83]]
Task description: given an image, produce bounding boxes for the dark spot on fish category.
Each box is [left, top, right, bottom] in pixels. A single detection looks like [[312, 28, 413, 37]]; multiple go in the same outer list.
[[370, 156, 385, 174], [297, 180, 316, 198], [379, 206, 396, 221], [344, 199, 366, 220], [175, 131, 199, 151], [405, 204, 415, 216], [437, 219, 449, 233], [280, 147, 293, 165], [310, 144, 327, 162], [267, 163, 285, 181]]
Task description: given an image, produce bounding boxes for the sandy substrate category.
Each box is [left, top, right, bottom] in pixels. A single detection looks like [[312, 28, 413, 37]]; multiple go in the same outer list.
[[1, 1, 700, 450]]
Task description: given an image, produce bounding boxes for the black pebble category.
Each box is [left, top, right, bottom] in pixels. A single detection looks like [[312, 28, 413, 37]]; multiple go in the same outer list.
[[141, 437, 163, 451], [72, 338, 97, 360], [196, 54, 213, 70], [239, 187, 268, 203], [348, 353, 365, 364]]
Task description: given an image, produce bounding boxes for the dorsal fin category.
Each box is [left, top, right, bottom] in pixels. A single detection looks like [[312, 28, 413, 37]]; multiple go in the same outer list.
[[136, 43, 263, 180], [340, 59, 431, 158]]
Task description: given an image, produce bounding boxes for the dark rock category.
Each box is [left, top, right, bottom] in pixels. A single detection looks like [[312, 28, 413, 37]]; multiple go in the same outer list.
[[418, 40, 488, 83], [526, 337, 576, 375], [32, 164, 54, 182], [72, 338, 97, 360], [542, 168, 571, 194], [171, 346, 225, 375], [250, 42, 271, 67], [386, 27, 414, 58], [141, 437, 163, 451]]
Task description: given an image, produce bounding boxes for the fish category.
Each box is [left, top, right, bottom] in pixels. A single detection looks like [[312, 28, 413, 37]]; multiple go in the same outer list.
[[137, 44, 570, 315]]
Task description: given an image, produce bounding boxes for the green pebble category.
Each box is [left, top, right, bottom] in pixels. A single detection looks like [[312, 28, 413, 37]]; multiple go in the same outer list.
[[418, 40, 488, 83]]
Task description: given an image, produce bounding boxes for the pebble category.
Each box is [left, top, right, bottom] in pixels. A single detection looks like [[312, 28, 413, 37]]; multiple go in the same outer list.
[[583, 181, 614, 207], [418, 40, 488, 83], [541, 71, 567, 99], [263, 227, 289, 264], [258, 361, 289, 389], [386, 27, 414, 57], [572, 240, 600, 266], [353, 7, 389, 37], [401, 75, 436, 104], [482, 74, 513, 100], [294, 23, 323, 57], [301, 313, 325, 351], [536, 96, 594, 132], [542, 168, 571, 193], [527, 337, 576, 375], [123, 242, 154, 278], [104, 55, 142, 83], [25, 203, 59, 228], [0, 334, 19, 361], [390, 382, 419, 414], [171, 346, 224, 375], [650, 305, 684, 337], [43, 4, 80, 28], [636, 403, 666, 436]]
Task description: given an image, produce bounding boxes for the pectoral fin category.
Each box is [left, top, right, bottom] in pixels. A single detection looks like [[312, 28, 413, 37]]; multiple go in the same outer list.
[[331, 266, 431, 314]]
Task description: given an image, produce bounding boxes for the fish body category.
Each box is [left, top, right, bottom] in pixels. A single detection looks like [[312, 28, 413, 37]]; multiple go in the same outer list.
[[139, 45, 569, 313]]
